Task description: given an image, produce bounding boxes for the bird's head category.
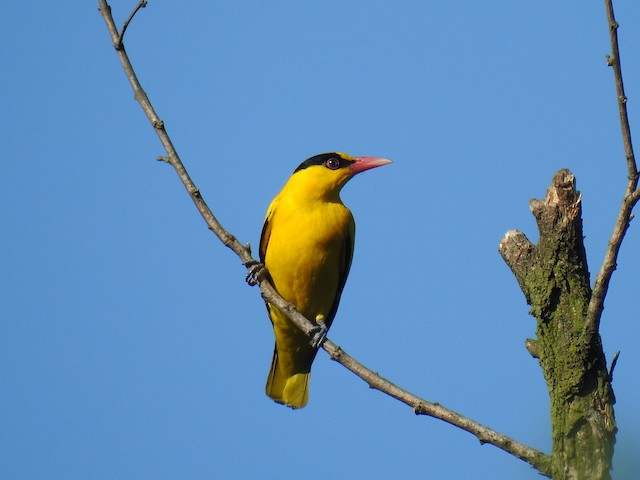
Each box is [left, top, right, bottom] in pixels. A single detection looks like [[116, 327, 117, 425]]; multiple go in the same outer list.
[[289, 152, 392, 201]]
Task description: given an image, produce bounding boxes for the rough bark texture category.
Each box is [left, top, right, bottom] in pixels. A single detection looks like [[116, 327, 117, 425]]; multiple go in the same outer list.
[[499, 170, 616, 480]]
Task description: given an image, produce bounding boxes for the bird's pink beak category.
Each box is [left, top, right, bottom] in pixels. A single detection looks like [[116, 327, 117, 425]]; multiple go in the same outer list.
[[349, 156, 393, 174]]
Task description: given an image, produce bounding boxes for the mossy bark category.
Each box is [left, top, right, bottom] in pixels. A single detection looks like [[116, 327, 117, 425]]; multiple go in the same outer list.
[[499, 170, 616, 480]]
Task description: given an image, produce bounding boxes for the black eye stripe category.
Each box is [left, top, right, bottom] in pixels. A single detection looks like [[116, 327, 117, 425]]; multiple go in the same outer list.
[[294, 153, 353, 173]]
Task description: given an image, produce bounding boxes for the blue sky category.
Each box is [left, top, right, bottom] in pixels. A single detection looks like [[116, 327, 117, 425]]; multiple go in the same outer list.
[[2, 1, 639, 479]]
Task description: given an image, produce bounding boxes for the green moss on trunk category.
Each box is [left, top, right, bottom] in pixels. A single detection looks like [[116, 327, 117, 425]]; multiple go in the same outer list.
[[500, 170, 616, 480]]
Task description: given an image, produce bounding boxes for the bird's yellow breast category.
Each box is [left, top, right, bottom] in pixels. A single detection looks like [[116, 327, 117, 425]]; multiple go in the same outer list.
[[264, 194, 354, 319]]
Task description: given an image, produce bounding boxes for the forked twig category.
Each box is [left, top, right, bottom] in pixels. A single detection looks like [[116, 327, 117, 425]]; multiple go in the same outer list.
[[116, 0, 147, 48]]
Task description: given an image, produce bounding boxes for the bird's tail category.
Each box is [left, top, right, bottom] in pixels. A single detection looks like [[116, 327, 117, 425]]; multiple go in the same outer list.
[[265, 348, 310, 409]]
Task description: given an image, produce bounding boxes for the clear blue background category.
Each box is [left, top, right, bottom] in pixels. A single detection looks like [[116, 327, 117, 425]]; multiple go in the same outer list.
[[2, 1, 639, 479]]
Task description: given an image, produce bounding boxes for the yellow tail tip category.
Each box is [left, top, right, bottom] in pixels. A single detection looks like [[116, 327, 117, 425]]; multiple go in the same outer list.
[[266, 372, 310, 409]]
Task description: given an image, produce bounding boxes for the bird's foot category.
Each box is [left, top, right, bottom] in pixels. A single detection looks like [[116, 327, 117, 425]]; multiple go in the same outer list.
[[309, 315, 328, 348], [244, 260, 266, 286]]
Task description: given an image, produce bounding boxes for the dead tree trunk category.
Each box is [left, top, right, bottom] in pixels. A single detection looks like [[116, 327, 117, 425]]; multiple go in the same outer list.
[[499, 169, 617, 480]]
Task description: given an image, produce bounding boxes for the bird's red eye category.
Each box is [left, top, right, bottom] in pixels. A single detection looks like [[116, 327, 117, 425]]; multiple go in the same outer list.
[[325, 157, 340, 170]]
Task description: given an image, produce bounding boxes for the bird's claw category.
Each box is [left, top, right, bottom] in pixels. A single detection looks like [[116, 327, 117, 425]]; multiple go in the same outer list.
[[244, 260, 266, 286], [310, 317, 328, 349]]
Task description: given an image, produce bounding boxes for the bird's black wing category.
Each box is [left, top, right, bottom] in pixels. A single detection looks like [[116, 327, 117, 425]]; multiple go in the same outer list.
[[259, 197, 278, 264], [324, 224, 355, 330]]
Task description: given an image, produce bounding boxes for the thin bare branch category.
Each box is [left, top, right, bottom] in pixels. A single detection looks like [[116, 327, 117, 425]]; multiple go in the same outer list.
[[97, 1, 551, 475], [604, 0, 637, 179], [586, 0, 640, 337], [323, 340, 552, 476], [117, 0, 147, 49], [97, 0, 252, 265]]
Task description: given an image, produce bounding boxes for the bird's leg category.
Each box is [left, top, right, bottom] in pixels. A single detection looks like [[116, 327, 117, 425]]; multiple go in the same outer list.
[[244, 259, 267, 286], [310, 314, 328, 348]]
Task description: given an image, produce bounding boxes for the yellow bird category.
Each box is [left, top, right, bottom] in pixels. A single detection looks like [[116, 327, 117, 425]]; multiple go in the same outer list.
[[259, 152, 392, 409]]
